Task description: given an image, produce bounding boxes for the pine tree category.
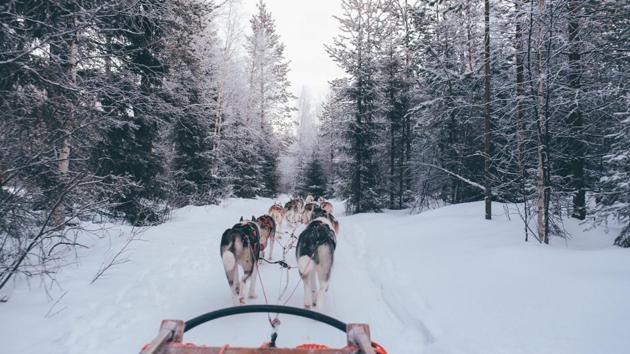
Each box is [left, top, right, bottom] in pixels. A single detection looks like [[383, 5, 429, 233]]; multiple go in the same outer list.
[[297, 156, 328, 199], [245, 0, 294, 136], [91, 0, 172, 225], [258, 123, 281, 197], [222, 122, 263, 199], [598, 115, 630, 247], [167, 1, 221, 206], [171, 112, 216, 206], [242, 0, 294, 197], [318, 79, 353, 197], [380, 0, 418, 210], [327, 0, 385, 214]]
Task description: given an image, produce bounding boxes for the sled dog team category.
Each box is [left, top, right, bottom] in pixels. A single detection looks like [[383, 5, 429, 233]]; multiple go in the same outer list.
[[220, 195, 339, 310]]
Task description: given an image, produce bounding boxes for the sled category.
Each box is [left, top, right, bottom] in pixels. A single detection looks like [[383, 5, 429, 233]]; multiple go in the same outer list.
[[140, 304, 386, 354]]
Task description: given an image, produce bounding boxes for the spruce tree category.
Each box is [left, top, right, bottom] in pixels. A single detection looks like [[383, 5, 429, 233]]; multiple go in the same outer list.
[[222, 122, 263, 199], [297, 156, 328, 199], [327, 0, 385, 214], [596, 115, 630, 247], [241, 0, 294, 197], [258, 123, 281, 197]]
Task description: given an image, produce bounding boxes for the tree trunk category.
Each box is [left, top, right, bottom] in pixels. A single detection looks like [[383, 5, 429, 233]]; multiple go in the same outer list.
[[389, 114, 395, 208], [465, 0, 474, 73], [484, 0, 492, 220], [51, 32, 77, 229], [259, 41, 265, 130], [515, 0, 529, 241], [388, 48, 396, 209], [536, 0, 549, 243], [567, 0, 585, 220], [399, 0, 412, 209]]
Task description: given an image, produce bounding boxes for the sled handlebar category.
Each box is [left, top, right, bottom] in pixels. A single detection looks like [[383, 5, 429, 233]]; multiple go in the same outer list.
[[184, 304, 348, 333]]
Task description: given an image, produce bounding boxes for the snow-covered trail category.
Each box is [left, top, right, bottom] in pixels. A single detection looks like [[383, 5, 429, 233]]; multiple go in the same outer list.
[[0, 197, 419, 353], [1, 197, 630, 354]]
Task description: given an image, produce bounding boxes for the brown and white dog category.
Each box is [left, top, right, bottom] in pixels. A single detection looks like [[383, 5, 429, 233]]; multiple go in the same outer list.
[[268, 203, 284, 236], [256, 214, 276, 260], [296, 205, 339, 310], [320, 201, 334, 215], [220, 217, 261, 305]]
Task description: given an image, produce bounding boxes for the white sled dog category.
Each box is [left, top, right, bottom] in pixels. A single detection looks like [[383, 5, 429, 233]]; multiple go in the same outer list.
[[296, 206, 339, 310], [220, 217, 261, 305]]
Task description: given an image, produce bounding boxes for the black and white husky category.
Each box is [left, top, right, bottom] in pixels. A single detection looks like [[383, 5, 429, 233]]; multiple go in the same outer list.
[[220, 217, 261, 305], [296, 206, 338, 310]]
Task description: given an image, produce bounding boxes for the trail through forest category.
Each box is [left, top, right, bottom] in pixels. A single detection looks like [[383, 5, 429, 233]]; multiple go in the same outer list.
[[1, 197, 629, 354]]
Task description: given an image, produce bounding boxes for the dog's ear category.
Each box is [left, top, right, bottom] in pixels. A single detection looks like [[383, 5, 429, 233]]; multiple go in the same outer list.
[[239, 216, 243, 222], [252, 215, 256, 221]]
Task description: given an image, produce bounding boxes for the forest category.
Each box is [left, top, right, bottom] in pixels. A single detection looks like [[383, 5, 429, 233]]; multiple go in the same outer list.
[[1, 0, 628, 292]]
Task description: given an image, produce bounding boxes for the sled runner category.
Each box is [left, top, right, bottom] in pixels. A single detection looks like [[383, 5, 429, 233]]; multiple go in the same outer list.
[[140, 304, 386, 354]]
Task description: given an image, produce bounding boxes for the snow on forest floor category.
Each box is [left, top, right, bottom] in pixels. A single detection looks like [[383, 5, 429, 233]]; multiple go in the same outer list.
[[1, 197, 629, 354]]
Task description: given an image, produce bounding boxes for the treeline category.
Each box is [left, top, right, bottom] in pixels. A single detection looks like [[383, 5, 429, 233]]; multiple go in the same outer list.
[[0, 0, 292, 289], [319, 0, 628, 245]]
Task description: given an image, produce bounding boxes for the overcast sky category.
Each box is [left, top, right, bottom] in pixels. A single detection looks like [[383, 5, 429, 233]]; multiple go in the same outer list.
[[241, 0, 346, 104]]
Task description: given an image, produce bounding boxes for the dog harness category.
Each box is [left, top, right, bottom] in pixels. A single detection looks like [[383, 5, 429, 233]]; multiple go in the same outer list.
[[232, 222, 261, 253], [312, 217, 336, 236]]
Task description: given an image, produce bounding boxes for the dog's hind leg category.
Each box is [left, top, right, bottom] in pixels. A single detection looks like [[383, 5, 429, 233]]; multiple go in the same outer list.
[[232, 265, 241, 305], [315, 267, 329, 311], [236, 262, 248, 304], [222, 250, 239, 305], [268, 233, 275, 260], [314, 246, 333, 311], [275, 217, 283, 239], [247, 264, 258, 299], [298, 255, 316, 308], [309, 270, 317, 307], [301, 270, 313, 309]]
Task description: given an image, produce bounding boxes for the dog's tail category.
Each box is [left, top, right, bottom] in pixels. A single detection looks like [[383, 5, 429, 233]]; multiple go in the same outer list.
[[222, 233, 243, 272]]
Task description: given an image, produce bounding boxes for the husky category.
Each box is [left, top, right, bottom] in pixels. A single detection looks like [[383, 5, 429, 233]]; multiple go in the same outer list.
[[296, 206, 339, 310], [305, 194, 314, 204], [220, 217, 261, 305], [268, 203, 284, 237], [312, 205, 340, 235], [320, 201, 334, 215], [256, 214, 276, 260], [284, 197, 304, 224], [301, 202, 319, 224]]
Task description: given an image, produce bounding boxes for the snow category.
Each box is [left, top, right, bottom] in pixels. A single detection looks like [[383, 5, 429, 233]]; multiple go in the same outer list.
[[1, 197, 629, 354]]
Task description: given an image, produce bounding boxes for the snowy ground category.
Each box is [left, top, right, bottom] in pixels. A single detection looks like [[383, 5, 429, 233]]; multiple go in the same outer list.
[[1, 197, 629, 354]]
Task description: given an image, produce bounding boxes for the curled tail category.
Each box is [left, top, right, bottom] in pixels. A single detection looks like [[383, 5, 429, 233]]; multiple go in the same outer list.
[[222, 233, 243, 272]]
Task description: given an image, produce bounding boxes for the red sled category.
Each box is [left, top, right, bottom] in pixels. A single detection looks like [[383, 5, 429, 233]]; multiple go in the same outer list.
[[140, 305, 387, 354]]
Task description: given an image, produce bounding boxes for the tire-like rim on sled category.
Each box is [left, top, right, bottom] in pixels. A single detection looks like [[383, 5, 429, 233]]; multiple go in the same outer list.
[[184, 305, 347, 333]]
